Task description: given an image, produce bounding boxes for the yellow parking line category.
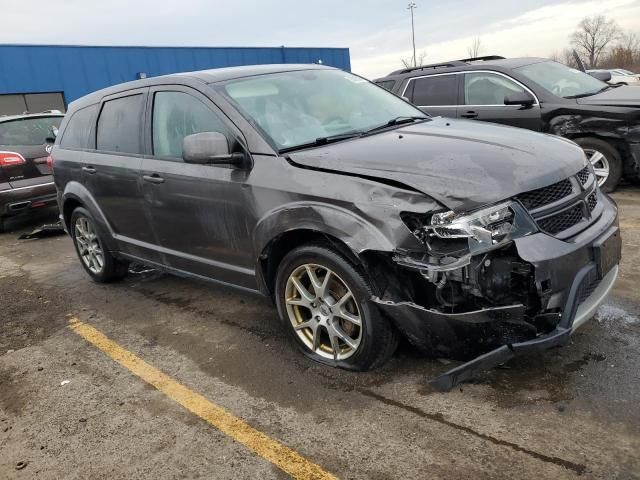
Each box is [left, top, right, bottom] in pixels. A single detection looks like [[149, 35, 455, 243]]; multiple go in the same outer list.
[[68, 318, 337, 480]]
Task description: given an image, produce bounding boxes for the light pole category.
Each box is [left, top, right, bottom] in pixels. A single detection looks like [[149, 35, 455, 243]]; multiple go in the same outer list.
[[407, 2, 417, 67]]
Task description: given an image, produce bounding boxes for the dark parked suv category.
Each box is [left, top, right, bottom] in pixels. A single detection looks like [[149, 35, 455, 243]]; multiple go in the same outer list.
[[0, 112, 63, 232], [53, 65, 621, 389], [375, 56, 640, 192]]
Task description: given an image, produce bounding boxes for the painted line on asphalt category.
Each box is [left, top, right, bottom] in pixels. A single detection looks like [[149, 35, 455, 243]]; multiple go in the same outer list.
[[68, 317, 337, 480]]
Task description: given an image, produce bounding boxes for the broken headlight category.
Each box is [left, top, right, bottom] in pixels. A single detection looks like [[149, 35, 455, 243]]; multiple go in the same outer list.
[[406, 201, 538, 254]]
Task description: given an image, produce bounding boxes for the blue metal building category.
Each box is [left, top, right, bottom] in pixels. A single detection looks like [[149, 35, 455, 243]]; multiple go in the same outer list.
[[0, 44, 351, 115]]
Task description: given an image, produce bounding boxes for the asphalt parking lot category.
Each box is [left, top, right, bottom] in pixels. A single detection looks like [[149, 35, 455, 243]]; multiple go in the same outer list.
[[1, 188, 639, 480]]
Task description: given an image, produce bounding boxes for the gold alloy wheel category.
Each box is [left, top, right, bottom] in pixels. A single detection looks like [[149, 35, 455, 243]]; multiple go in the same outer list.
[[284, 264, 363, 361]]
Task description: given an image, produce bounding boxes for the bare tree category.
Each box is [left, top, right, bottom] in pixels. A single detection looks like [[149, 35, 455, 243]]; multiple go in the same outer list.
[[570, 15, 621, 67], [400, 51, 427, 69], [466, 37, 483, 58]]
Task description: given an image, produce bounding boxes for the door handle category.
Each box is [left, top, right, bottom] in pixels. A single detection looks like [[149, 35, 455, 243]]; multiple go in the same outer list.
[[82, 166, 97, 174], [461, 111, 478, 119], [143, 174, 165, 184]]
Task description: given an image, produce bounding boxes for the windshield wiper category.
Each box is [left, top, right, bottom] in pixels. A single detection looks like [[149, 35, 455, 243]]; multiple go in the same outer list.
[[565, 85, 613, 99], [363, 116, 428, 135], [279, 131, 363, 153]]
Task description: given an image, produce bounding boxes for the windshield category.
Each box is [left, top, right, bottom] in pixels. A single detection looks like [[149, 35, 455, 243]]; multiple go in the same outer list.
[[216, 69, 426, 151], [516, 61, 607, 98]]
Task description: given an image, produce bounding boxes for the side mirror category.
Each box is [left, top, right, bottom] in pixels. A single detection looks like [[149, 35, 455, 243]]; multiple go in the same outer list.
[[182, 132, 246, 167], [588, 70, 612, 83], [504, 92, 535, 107]]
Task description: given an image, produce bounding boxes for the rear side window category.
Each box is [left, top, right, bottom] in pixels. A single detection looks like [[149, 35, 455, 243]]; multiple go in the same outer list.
[[152, 91, 229, 158], [60, 105, 98, 149], [375, 80, 396, 91], [97, 94, 145, 154], [0, 117, 63, 146], [408, 75, 457, 106]]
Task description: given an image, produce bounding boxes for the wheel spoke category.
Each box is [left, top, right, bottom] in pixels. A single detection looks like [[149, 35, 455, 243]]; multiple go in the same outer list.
[[335, 309, 362, 326], [294, 319, 314, 331], [312, 325, 322, 351], [594, 167, 609, 178], [305, 266, 323, 296], [328, 323, 357, 350], [590, 151, 604, 166], [291, 276, 315, 303], [328, 328, 341, 360]]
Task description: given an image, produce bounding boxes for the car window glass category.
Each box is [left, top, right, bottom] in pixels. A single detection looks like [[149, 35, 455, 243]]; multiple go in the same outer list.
[[410, 75, 457, 106], [60, 105, 98, 149], [97, 94, 145, 154], [516, 61, 605, 98], [153, 91, 229, 158], [375, 80, 395, 91], [465, 72, 526, 105], [0, 116, 63, 145]]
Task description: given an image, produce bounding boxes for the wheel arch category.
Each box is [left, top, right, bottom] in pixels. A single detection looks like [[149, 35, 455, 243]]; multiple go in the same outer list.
[[254, 203, 396, 297], [62, 181, 117, 251]]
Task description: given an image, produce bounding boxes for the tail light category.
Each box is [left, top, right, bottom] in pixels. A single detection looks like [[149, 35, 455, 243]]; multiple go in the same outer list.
[[46, 155, 54, 169], [0, 151, 26, 167]]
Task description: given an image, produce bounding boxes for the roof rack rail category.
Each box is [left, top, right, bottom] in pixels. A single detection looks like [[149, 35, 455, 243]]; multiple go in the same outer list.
[[388, 60, 467, 75], [388, 55, 506, 76], [458, 55, 506, 63]]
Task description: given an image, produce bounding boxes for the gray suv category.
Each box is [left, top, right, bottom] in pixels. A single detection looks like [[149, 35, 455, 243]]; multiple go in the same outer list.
[[52, 65, 621, 389]]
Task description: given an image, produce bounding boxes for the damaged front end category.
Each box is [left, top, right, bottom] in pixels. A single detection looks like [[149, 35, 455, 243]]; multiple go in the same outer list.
[[370, 166, 621, 390]]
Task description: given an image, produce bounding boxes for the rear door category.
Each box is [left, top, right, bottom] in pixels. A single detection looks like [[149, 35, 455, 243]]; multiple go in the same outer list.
[[459, 71, 541, 130], [401, 73, 459, 118], [86, 89, 159, 260], [0, 116, 62, 189], [140, 86, 256, 288]]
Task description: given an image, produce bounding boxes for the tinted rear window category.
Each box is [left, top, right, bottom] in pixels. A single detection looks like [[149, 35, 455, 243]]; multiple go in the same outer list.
[[97, 94, 145, 154], [0, 117, 63, 145], [409, 75, 457, 106], [60, 105, 98, 149]]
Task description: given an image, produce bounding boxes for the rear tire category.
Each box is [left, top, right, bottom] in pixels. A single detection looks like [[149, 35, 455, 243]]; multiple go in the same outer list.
[[574, 137, 622, 193], [275, 243, 398, 371], [0, 217, 5, 234], [70, 207, 128, 283]]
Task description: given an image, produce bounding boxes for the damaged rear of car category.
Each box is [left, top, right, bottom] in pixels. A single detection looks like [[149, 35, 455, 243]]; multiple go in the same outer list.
[[54, 65, 620, 388]]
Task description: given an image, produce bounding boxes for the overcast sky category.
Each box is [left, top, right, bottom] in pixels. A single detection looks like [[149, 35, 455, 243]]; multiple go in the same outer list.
[[2, 0, 639, 78]]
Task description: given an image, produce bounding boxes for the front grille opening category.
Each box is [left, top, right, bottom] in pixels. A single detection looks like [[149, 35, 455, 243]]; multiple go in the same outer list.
[[517, 179, 573, 210], [577, 268, 601, 305], [576, 166, 591, 185], [587, 192, 598, 212], [537, 203, 584, 235]]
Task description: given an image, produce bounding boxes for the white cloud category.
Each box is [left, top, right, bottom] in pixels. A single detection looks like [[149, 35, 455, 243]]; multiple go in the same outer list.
[[351, 0, 640, 79]]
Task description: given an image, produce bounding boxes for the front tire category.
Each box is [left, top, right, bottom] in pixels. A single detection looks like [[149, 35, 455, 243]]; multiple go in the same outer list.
[[574, 137, 622, 193], [275, 244, 398, 371], [70, 207, 128, 283]]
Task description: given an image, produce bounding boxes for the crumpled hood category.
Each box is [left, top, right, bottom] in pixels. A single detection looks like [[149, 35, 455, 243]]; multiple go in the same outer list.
[[287, 117, 586, 212], [577, 85, 640, 107]]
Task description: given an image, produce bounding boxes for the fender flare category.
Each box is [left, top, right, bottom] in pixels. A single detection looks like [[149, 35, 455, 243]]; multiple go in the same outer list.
[[253, 201, 395, 260], [62, 181, 118, 252]]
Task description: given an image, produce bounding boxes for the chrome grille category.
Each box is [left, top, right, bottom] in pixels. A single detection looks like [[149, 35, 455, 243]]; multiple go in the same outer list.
[[537, 204, 584, 235], [516, 179, 573, 210]]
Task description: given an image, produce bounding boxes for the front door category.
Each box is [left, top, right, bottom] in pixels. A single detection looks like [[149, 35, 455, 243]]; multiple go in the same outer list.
[[140, 87, 257, 289], [458, 72, 541, 130]]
